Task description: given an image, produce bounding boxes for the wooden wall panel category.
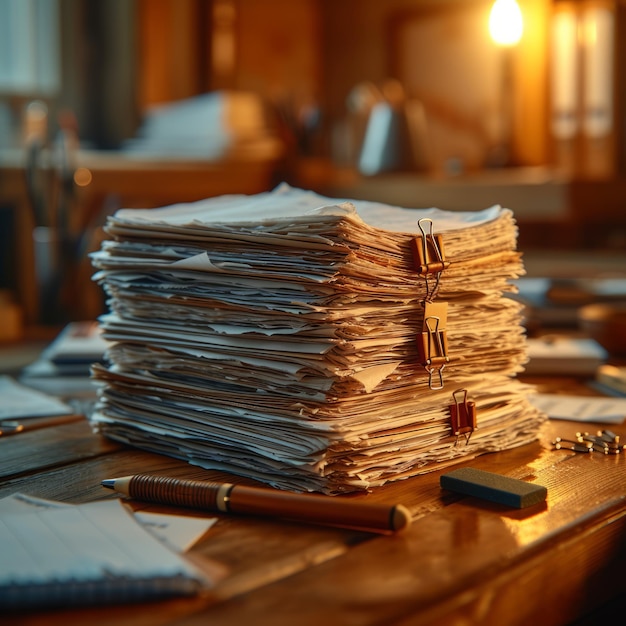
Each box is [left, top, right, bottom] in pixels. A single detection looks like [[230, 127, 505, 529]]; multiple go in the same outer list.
[[137, 0, 209, 109]]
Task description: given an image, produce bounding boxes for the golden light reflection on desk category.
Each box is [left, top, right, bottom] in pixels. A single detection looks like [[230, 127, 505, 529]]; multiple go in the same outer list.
[[497, 439, 624, 548]]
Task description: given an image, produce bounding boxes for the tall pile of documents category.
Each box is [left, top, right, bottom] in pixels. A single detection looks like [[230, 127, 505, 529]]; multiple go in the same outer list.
[[90, 184, 544, 493]]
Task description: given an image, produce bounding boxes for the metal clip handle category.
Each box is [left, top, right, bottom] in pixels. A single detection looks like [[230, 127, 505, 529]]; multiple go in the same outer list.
[[411, 218, 450, 276], [425, 364, 446, 391]]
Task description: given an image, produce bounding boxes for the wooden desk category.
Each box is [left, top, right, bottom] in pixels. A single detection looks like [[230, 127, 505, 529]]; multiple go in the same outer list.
[[2, 377, 625, 626]]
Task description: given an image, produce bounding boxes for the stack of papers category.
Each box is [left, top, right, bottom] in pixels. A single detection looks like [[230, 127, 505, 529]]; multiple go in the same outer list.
[[89, 184, 544, 493], [122, 91, 284, 160]]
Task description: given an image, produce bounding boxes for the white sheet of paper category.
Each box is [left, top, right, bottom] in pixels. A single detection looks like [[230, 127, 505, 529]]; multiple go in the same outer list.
[[0, 494, 217, 554], [0, 376, 74, 420], [529, 393, 626, 424], [0, 493, 217, 553], [0, 497, 207, 587], [133, 511, 217, 552]]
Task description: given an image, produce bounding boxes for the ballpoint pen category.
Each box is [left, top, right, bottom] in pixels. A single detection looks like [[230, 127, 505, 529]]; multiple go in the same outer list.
[[102, 474, 412, 534]]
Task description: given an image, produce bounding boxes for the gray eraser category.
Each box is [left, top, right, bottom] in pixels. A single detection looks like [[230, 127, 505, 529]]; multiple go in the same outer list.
[[440, 467, 547, 509]]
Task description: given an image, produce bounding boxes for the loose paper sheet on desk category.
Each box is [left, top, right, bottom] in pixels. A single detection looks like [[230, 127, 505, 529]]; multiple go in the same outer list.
[[39, 320, 111, 365], [530, 393, 626, 424], [0, 493, 217, 610], [18, 322, 109, 400], [89, 184, 545, 494], [0, 375, 74, 420], [524, 337, 607, 377], [0, 493, 217, 552]]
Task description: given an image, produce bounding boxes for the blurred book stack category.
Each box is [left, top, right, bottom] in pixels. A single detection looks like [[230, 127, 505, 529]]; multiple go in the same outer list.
[[89, 185, 544, 493]]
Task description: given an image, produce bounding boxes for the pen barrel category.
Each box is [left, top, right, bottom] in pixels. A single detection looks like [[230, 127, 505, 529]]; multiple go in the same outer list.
[[229, 485, 403, 533]]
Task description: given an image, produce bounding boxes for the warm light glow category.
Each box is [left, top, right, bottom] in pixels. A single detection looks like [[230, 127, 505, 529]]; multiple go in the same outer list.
[[489, 0, 524, 46], [73, 167, 93, 187]]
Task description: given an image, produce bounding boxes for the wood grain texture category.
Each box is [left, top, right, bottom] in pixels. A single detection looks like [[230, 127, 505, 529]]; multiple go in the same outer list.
[[1, 405, 624, 625], [0, 419, 119, 481]]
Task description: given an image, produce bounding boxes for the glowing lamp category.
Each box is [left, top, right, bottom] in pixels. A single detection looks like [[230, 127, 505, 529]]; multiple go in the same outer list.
[[489, 0, 524, 47]]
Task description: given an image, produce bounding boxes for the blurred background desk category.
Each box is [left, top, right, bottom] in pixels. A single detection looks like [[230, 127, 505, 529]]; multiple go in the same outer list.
[[0, 148, 280, 326], [294, 159, 626, 250]]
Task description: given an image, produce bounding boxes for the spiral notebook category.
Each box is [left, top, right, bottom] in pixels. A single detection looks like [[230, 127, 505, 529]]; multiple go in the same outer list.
[[0, 495, 209, 611]]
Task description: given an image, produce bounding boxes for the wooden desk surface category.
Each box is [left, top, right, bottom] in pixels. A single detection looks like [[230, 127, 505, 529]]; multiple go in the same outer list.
[[2, 377, 625, 626]]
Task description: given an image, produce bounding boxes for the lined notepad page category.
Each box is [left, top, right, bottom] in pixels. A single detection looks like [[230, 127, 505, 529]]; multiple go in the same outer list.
[[0, 497, 208, 610]]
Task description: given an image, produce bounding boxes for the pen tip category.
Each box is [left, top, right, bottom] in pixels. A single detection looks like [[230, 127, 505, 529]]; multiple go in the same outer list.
[[101, 479, 115, 489]]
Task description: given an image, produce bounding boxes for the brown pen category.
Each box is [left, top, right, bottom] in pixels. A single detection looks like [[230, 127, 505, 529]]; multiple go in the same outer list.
[[101, 474, 412, 534]]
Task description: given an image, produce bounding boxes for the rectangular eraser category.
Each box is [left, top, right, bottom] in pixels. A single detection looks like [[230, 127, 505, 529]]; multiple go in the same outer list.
[[440, 467, 547, 509]]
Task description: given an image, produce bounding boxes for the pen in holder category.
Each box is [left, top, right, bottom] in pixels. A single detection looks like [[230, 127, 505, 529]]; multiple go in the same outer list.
[[25, 102, 84, 325]]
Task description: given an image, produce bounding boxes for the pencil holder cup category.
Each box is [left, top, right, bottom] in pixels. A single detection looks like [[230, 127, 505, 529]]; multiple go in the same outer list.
[[579, 302, 626, 357]]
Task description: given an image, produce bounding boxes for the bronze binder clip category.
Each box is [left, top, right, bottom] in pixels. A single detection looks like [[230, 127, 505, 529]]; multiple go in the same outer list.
[[411, 218, 450, 303], [411, 218, 450, 276], [418, 318, 449, 392], [418, 301, 449, 389], [449, 388, 477, 445], [411, 221, 451, 386]]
